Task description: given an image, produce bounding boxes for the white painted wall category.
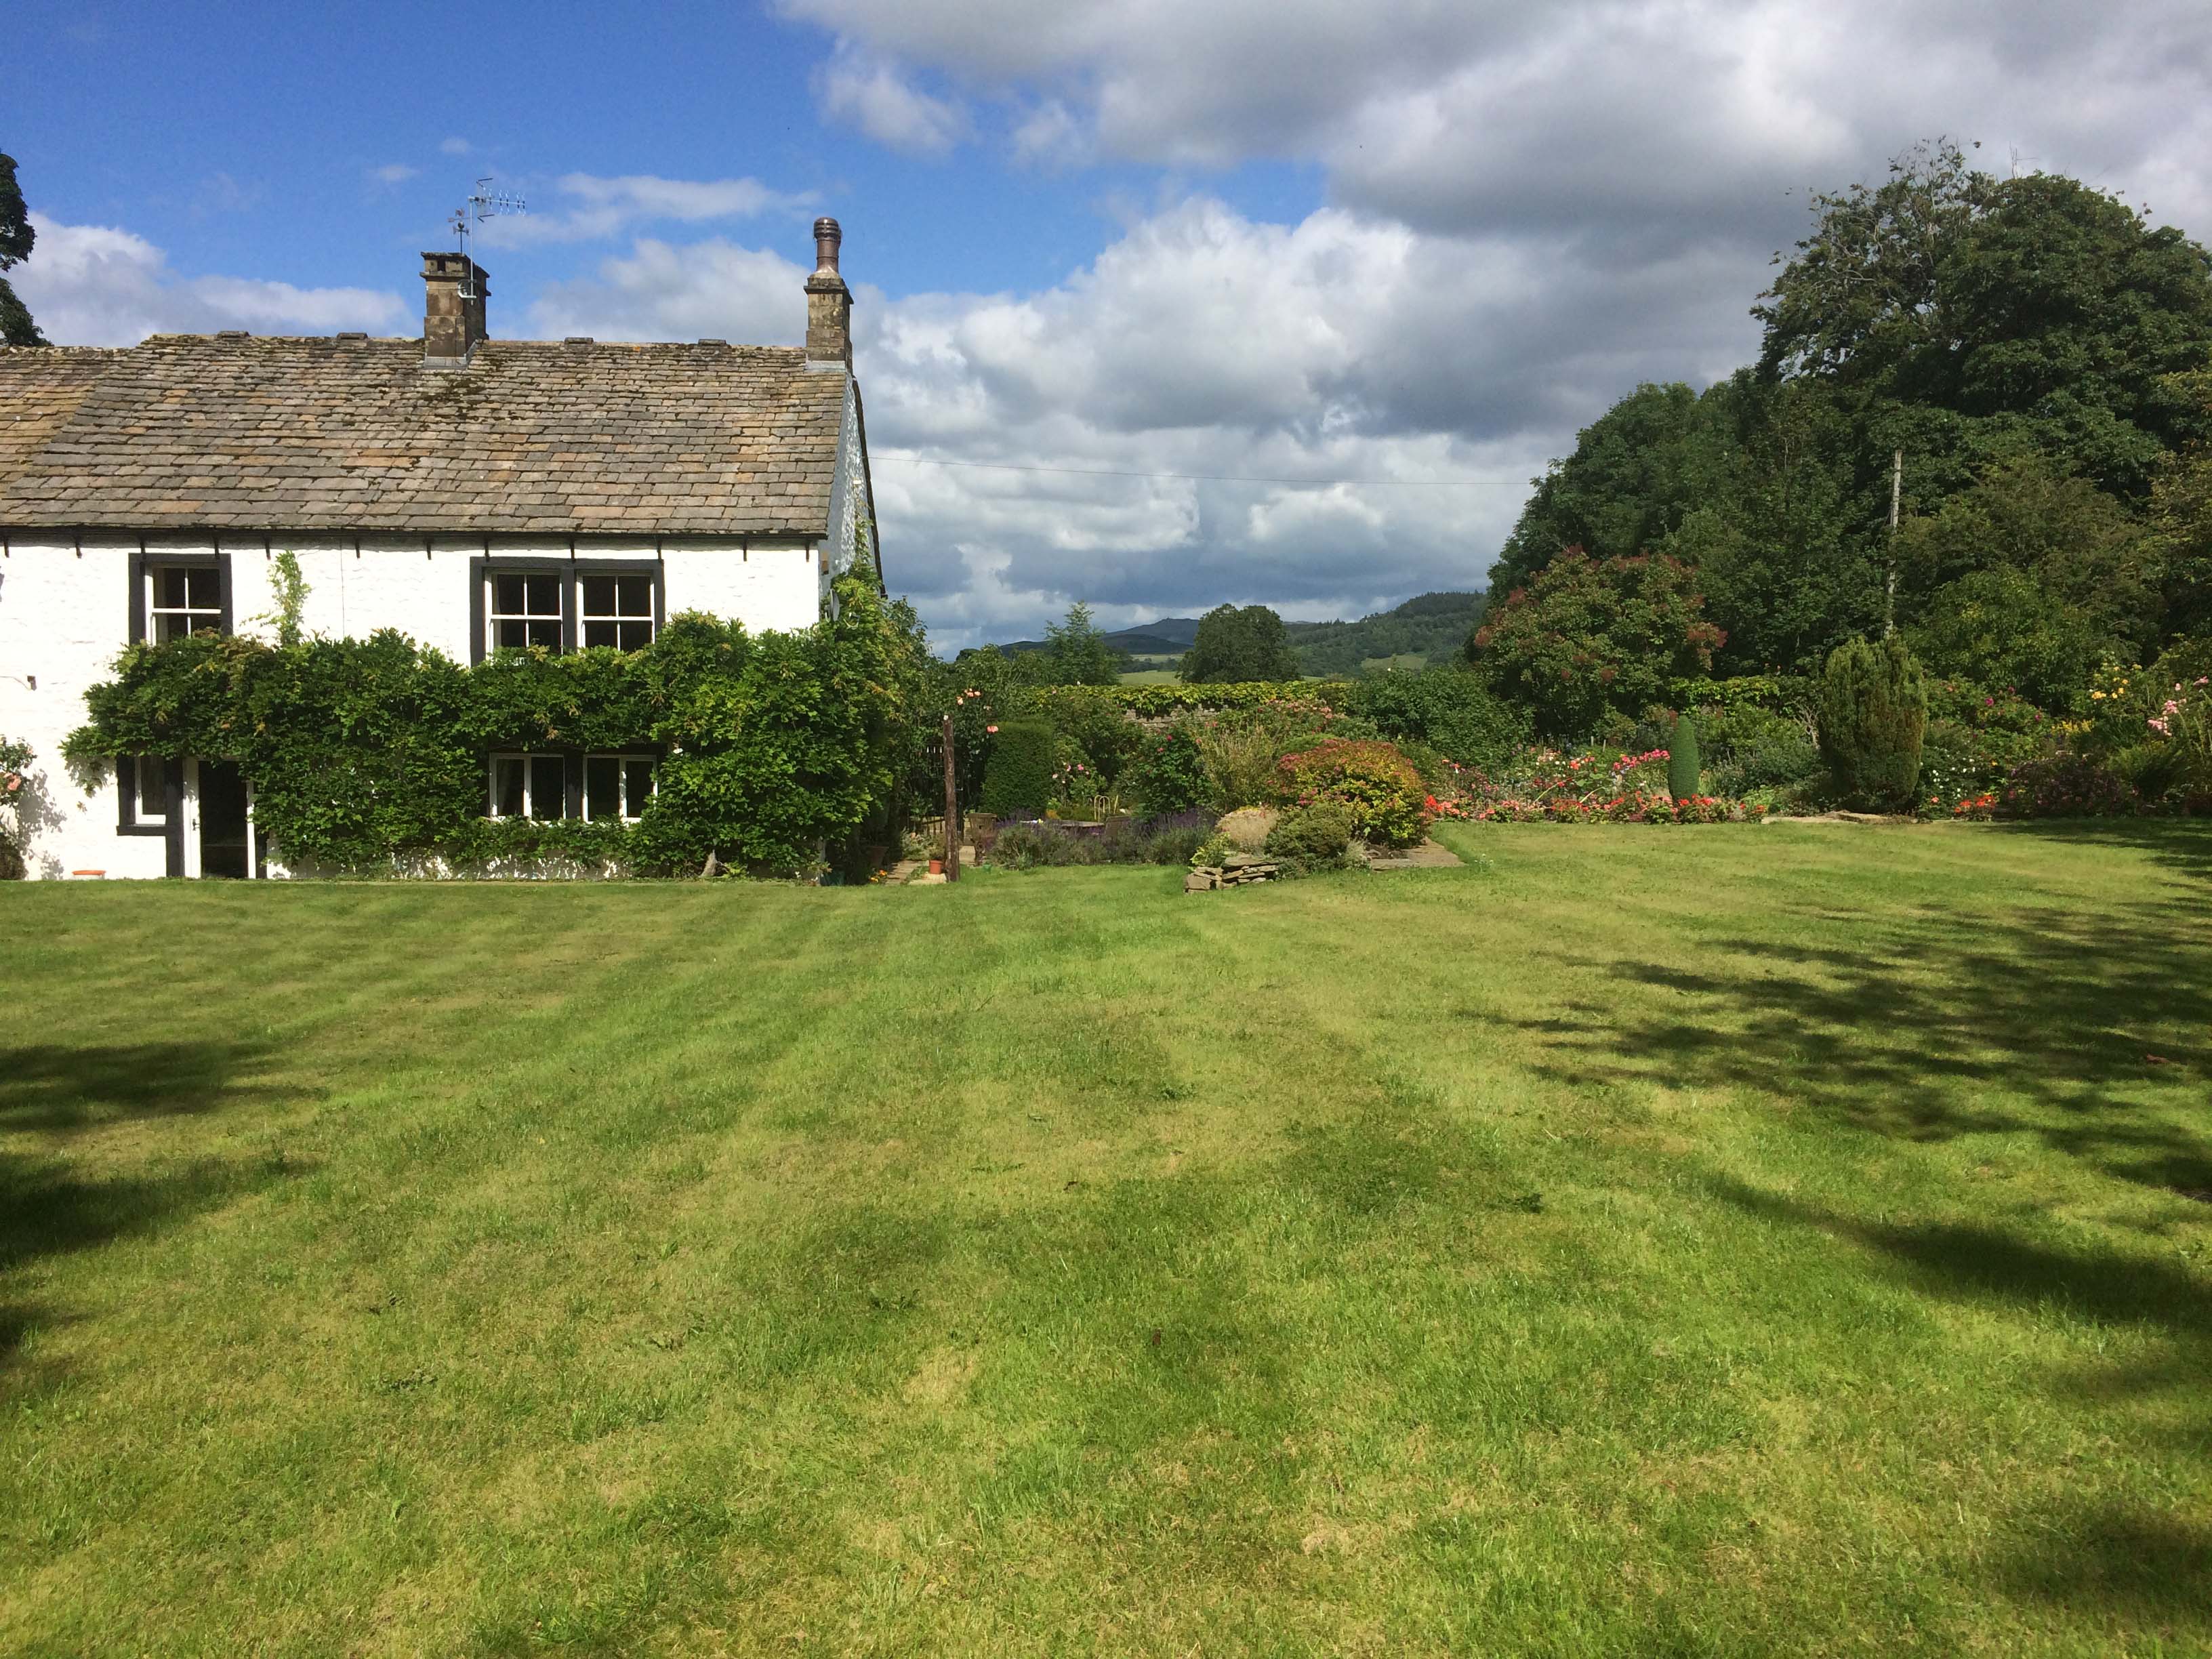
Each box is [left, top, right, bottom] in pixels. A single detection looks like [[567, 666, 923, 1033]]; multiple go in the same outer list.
[[0, 531, 824, 880]]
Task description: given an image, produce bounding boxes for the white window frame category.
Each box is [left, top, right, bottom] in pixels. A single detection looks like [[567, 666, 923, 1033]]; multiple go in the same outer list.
[[582, 753, 656, 822], [579, 572, 657, 651], [147, 563, 224, 643], [488, 752, 569, 821], [487, 571, 566, 652]]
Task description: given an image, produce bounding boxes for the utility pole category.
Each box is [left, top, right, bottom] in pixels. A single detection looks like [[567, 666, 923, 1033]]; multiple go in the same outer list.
[[1884, 447, 1902, 638], [941, 712, 960, 883]]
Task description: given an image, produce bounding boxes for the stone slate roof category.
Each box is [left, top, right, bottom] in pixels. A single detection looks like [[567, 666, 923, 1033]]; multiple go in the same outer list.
[[0, 336, 847, 537]]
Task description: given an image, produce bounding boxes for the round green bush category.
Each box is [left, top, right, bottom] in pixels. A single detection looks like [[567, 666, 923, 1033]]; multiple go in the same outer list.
[[1265, 800, 1357, 864]]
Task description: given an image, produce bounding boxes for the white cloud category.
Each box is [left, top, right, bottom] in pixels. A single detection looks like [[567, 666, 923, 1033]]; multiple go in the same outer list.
[[529, 195, 1696, 644], [1010, 99, 1090, 169], [11, 218, 409, 346], [814, 43, 970, 155], [439, 136, 472, 157], [529, 238, 814, 343], [779, 0, 2212, 239], [476, 172, 813, 247], [370, 163, 419, 185]]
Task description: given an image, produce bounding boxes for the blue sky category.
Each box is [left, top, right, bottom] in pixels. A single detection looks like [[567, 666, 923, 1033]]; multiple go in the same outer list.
[[12, 1, 2211, 647]]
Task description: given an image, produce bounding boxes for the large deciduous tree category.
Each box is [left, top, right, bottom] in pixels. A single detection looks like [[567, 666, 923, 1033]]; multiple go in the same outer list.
[[0, 151, 47, 348], [1755, 140, 2212, 503], [1485, 142, 2212, 701], [1180, 604, 1302, 684]]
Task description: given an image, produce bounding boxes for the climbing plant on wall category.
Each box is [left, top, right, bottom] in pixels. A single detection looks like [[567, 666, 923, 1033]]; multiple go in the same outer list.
[[64, 575, 932, 876]]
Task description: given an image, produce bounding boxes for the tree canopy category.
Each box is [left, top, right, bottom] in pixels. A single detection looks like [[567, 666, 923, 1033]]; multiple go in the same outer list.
[[0, 150, 45, 348], [1180, 604, 1303, 683], [1042, 602, 1124, 687], [1481, 142, 2212, 691]]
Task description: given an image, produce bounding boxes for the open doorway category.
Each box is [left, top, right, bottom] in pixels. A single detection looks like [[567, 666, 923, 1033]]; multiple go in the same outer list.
[[198, 760, 251, 879]]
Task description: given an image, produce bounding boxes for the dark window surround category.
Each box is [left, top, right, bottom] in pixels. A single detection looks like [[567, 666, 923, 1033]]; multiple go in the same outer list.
[[115, 756, 186, 877], [468, 557, 665, 664], [129, 550, 234, 644]]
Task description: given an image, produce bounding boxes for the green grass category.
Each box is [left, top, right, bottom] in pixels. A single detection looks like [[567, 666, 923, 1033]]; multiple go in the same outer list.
[[5, 823, 2211, 1655], [1358, 652, 1429, 674], [1118, 665, 1183, 684]]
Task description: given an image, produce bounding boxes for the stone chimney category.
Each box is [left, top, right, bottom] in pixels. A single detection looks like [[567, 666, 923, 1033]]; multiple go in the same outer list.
[[421, 251, 489, 362], [804, 218, 851, 368]]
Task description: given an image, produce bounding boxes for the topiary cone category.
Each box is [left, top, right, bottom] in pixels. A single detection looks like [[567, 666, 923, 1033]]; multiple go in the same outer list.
[[1667, 712, 1701, 802]]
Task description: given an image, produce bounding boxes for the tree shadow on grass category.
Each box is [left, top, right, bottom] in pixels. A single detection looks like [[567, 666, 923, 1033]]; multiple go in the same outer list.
[[1707, 1177, 2212, 1634], [1, 1041, 291, 1382], [1994, 817, 2212, 886], [1515, 897, 2212, 1197]]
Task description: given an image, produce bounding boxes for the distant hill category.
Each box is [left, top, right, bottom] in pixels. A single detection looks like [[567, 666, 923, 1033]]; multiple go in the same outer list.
[[1284, 592, 1487, 676], [993, 617, 1204, 659], [979, 595, 1485, 677]]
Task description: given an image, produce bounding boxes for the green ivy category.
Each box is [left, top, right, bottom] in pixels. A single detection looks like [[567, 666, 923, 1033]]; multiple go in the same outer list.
[[64, 576, 930, 877]]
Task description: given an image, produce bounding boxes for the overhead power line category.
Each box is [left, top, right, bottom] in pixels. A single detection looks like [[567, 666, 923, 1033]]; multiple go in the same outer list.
[[875, 455, 1525, 487]]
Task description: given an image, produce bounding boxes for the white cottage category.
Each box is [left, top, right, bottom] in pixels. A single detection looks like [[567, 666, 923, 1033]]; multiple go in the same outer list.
[[0, 218, 878, 879]]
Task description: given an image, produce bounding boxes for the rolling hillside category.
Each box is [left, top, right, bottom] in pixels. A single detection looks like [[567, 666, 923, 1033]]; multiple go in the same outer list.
[[985, 592, 1486, 677]]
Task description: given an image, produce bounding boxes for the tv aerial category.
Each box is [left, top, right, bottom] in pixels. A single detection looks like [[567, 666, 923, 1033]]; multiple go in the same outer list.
[[448, 177, 525, 299]]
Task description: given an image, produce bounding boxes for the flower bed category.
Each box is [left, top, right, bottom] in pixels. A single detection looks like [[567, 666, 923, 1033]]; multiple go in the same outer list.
[[1451, 745, 1769, 824]]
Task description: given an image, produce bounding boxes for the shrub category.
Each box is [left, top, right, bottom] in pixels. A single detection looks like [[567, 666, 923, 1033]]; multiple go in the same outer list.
[[1906, 567, 2108, 715], [1265, 800, 1356, 864], [1471, 548, 1725, 739], [1128, 726, 1210, 813], [1996, 754, 2131, 818], [1142, 825, 1209, 865], [987, 822, 1090, 869], [1275, 739, 1431, 848], [1193, 719, 1288, 811], [0, 733, 32, 880], [978, 720, 1056, 817], [1190, 832, 1235, 867], [2106, 741, 2194, 806], [1817, 636, 1927, 811], [1666, 713, 1701, 801], [1338, 669, 1531, 769]]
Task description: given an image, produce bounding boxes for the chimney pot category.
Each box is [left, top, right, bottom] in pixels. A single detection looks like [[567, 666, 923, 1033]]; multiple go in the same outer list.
[[813, 217, 842, 278]]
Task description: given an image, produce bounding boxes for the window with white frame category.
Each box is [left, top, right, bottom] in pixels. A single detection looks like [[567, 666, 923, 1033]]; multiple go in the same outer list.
[[489, 753, 568, 820], [580, 573, 655, 650], [117, 755, 172, 829], [488, 572, 565, 651], [583, 754, 655, 821], [148, 565, 224, 642]]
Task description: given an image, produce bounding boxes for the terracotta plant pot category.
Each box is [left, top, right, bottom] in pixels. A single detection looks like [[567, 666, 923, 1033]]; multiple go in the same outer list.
[[928, 857, 945, 874]]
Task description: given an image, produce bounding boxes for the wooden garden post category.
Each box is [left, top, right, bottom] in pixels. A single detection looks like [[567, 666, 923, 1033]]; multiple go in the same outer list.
[[942, 712, 960, 882]]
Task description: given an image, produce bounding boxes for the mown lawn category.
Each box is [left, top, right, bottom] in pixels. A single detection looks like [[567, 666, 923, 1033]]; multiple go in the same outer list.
[[3, 823, 2210, 1656]]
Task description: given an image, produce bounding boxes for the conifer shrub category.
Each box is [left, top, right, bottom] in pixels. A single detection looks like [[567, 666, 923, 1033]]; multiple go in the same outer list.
[[1817, 636, 1927, 811], [1666, 712, 1701, 802], [978, 720, 1056, 817]]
